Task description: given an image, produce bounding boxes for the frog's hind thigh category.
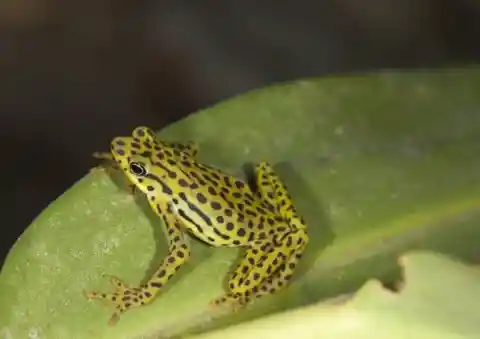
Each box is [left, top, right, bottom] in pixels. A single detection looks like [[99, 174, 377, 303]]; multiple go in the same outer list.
[[254, 162, 306, 230]]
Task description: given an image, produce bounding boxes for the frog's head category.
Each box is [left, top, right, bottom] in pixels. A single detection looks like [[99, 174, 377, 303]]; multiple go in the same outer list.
[[110, 126, 189, 197]]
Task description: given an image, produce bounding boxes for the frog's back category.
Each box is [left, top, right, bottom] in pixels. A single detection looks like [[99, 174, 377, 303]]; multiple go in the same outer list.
[[168, 160, 282, 248]]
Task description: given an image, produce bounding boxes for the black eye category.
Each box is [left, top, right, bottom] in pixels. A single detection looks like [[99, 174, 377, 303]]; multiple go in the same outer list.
[[130, 162, 147, 177]]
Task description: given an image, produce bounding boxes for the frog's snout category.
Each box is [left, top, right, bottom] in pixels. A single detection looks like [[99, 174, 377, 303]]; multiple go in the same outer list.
[[111, 138, 127, 154]]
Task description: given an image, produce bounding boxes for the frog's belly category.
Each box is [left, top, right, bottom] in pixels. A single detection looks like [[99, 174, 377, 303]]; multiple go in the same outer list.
[[170, 201, 244, 248]]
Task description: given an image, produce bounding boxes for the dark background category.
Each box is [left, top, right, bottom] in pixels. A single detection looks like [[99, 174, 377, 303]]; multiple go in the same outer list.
[[1, 1, 480, 264]]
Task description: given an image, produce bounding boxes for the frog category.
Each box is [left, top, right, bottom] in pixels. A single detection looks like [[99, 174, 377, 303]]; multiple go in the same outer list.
[[84, 126, 309, 325]]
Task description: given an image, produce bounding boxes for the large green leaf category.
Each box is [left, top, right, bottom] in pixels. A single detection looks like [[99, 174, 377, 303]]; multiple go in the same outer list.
[[189, 251, 480, 339], [1, 68, 480, 339]]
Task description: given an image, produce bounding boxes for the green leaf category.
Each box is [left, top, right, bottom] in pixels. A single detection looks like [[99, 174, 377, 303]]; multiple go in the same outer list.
[[1, 67, 480, 339], [189, 251, 480, 339]]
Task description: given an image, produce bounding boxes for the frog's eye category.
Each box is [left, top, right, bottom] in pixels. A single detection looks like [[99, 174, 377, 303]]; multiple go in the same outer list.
[[130, 162, 147, 177]]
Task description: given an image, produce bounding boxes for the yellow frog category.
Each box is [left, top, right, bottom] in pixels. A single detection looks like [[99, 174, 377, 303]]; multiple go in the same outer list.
[[85, 126, 309, 325]]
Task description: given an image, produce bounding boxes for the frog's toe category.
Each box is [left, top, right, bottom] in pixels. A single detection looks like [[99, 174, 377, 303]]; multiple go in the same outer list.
[[83, 288, 119, 302], [108, 312, 122, 326], [107, 275, 129, 290], [83, 289, 97, 300], [84, 276, 146, 325], [208, 294, 245, 312], [208, 295, 228, 308]]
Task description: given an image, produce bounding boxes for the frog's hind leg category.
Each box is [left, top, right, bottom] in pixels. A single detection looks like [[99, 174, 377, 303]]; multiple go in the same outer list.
[[248, 228, 308, 302], [254, 162, 307, 231], [210, 226, 308, 309], [208, 161, 310, 305], [209, 238, 279, 310]]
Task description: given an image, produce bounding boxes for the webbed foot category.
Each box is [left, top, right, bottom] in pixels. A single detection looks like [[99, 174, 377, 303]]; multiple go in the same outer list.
[[208, 293, 248, 313], [84, 275, 146, 325]]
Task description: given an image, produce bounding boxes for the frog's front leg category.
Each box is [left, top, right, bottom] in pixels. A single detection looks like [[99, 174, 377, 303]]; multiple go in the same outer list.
[[84, 202, 191, 325], [211, 225, 308, 308], [248, 227, 308, 302]]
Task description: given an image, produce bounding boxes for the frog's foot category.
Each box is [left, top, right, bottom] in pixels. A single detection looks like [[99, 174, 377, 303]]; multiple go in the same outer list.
[[84, 275, 146, 326], [207, 293, 248, 313]]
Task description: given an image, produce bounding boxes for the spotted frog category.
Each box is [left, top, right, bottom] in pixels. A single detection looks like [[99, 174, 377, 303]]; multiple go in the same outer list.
[[85, 126, 309, 325]]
